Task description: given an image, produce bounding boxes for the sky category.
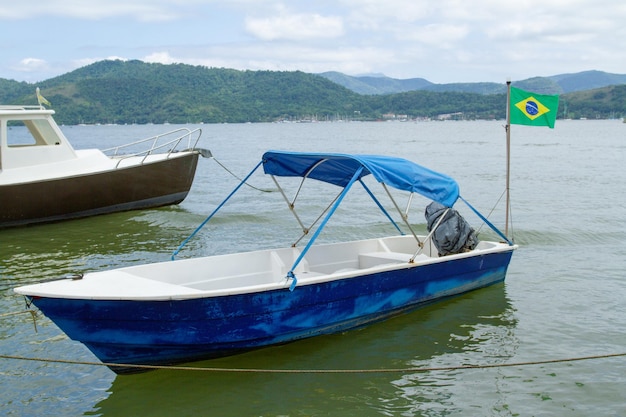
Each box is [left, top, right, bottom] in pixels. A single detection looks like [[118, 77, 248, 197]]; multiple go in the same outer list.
[[1, 0, 625, 84]]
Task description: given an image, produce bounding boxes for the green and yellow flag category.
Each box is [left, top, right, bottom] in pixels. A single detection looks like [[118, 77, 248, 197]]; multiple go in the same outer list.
[[509, 86, 559, 128]]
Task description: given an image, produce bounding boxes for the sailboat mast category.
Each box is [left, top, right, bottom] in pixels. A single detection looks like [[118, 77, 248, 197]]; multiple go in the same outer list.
[[505, 80, 512, 237]]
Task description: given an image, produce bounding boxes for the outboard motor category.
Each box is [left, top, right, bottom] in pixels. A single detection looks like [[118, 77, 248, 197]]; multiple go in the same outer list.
[[425, 201, 478, 256]]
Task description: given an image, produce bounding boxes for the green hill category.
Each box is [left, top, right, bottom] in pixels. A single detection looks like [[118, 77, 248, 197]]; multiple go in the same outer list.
[[1, 60, 624, 124], [2, 60, 366, 124], [561, 84, 626, 119], [320, 70, 626, 95]]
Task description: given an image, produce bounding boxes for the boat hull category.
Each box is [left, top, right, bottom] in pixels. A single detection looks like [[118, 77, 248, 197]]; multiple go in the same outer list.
[[0, 153, 199, 228], [25, 248, 513, 373]]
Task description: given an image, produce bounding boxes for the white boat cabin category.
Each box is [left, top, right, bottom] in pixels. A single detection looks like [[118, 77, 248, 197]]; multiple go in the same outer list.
[[0, 106, 79, 171]]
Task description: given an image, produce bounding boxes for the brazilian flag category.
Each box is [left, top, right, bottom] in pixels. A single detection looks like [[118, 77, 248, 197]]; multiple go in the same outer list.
[[509, 86, 559, 128]]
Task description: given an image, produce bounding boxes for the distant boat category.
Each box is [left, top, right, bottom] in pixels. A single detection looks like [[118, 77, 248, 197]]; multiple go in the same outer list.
[[0, 99, 210, 228], [15, 150, 517, 373]]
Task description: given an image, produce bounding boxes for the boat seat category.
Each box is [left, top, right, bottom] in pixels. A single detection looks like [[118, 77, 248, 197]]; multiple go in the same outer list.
[[358, 252, 413, 269]]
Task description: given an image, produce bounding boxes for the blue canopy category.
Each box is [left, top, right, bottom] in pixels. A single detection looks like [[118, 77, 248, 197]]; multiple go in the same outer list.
[[262, 151, 459, 207]]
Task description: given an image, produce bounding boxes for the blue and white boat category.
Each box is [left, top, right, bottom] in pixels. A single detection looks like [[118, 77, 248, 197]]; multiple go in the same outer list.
[[15, 151, 517, 373]]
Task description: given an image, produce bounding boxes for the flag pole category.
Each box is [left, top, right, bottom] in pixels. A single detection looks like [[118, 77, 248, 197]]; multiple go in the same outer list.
[[505, 79, 511, 238]]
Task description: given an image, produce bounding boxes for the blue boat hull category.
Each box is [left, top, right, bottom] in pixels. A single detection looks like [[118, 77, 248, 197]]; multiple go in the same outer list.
[[27, 249, 514, 373]]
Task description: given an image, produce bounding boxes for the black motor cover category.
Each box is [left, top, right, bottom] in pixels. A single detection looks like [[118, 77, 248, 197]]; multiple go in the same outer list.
[[425, 202, 478, 256]]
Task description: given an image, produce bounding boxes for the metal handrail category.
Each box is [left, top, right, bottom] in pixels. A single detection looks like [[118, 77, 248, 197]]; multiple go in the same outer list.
[[0, 105, 52, 112], [103, 128, 203, 167]]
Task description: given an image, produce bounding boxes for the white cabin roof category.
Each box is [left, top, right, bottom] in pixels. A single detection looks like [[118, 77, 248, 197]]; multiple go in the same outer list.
[[0, 106, 78, 171]]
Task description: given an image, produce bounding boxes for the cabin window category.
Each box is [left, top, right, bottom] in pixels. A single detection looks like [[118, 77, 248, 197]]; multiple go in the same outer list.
[[6, 119, 62, 147]]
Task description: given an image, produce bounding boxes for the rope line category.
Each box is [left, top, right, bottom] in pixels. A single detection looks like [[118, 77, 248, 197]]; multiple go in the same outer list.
[[0, 310, 38, 332], [1, 352, 624, 374], [212, 157, 273, 193]]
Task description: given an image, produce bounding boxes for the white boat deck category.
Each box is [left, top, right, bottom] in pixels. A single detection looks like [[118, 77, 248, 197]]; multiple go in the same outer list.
[[13, 237, 402, 298], [1, 106, 202, 183], [16, 236, 513, 301]]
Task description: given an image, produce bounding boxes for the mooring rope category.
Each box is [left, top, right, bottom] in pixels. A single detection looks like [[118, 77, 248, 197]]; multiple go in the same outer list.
[[211, 157, 273, 193], [0, 310, 38, 332], [0, 352, 624, 374]]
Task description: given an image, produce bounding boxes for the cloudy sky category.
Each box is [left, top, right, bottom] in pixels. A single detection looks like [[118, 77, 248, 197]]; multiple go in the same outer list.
[[1, 0, 624, 84]]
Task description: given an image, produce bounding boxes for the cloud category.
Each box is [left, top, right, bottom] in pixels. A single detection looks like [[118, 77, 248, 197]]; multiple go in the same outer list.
[[245, 11, 344, 41], [1, 0, 625, 83], [141, 44, 394, 77], [345, 0, 434, 29], [0, 0, 195, 21], [143, 52, 179, 65], [399, 23, 469, 47], [14, 58, 49, 73]]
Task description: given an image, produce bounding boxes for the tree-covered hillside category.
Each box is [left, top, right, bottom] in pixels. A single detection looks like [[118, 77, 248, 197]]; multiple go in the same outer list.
[[1, 60, 624, 124], [320, 69, 626, 95], [3, 61, 368, 124], [561, 84, 626, 119]]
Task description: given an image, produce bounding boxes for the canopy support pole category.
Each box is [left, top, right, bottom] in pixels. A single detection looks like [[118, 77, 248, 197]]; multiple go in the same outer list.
[[271, 175, 307, 232], [171, 161, 264, 259], [291, 190, 343, 247], [287, 166, 364, 291], [381, 183, 422, 246], [411, 208, 449, 261], [460, 196, 513, 245], [359, 180, 404, 235]]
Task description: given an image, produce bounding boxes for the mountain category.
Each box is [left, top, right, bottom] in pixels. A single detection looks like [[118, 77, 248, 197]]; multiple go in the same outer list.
[[548, 70, 626, 93], [320, 71, 433, 95], [0, 60, 624, 124], [562, 84, 626, 119], [1, 60, 364, 125], [319, 70, 626, 95]]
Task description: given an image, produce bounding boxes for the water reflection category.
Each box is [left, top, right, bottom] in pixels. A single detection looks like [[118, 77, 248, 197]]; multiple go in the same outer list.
[[0, 207, 205, 291], [90, 284, 515, 417], [387, 285, 518, 416]]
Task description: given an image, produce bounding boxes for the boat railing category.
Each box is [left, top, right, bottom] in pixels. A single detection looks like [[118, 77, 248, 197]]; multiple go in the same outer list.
[[103, 127, 203, 167], [0, 105, 48, 111]]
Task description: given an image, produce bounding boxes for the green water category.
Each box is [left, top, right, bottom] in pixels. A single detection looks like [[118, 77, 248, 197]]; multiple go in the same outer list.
[[2, 120, 625, 416]]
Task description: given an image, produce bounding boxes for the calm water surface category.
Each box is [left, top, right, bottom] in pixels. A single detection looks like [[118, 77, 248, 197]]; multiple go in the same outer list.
[[1, 120, 625, 416]]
